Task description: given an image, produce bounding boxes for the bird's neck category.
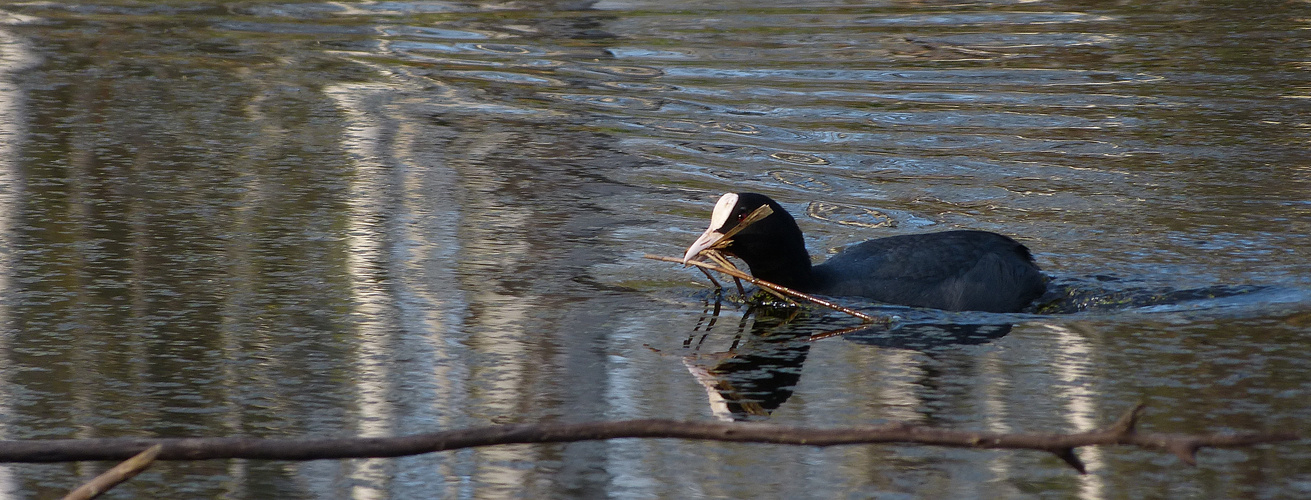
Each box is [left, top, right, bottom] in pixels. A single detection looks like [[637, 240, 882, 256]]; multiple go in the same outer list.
[[732, 235, 815, 291]]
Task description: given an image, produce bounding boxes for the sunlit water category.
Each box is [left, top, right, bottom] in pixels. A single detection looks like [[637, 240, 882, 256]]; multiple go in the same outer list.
[[0, 1, 1308, 498]]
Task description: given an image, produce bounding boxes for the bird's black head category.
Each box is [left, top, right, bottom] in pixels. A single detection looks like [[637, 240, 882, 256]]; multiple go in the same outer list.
[[683, 193, 813, 288]]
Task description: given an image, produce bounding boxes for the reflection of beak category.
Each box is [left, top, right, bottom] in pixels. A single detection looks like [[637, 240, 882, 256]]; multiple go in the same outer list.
[[683, 227, 726, 264], [683, 357, 735, 422]]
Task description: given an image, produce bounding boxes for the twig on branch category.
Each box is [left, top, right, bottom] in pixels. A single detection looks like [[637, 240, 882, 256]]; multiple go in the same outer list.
[[805, 322, 886, 342], [701, 249, 753, 299], [0, 406, 1296, 474], [644, 253, 888, 323], [62, 444, 161, 500]]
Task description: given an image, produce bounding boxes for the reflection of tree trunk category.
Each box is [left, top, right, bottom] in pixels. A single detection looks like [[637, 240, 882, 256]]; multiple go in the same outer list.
[[451, 127, 539, 500], [330, 85, 550, 496], [0, 23, 39, 497]]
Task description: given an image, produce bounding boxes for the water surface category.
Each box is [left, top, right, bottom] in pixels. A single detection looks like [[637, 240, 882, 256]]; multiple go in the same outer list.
[[0, 0, 1308, 498]]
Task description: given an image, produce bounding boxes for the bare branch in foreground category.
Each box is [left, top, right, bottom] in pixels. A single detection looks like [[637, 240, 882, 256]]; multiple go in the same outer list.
[[62, 444, 161, 500], [0, 406, 1297, 474], [644, 253, 889, 323]]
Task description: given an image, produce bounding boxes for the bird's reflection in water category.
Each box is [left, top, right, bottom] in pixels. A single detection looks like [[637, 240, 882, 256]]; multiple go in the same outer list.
[[682, 292, 1012, 421], [683, 301, 811, 421]]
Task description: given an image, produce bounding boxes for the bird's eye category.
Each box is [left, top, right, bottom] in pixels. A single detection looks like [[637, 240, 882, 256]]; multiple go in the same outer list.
[[736, 213, 746, 221]]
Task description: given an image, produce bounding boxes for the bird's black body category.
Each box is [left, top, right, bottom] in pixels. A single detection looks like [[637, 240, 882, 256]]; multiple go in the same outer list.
[[687, 193, 1045, 313]]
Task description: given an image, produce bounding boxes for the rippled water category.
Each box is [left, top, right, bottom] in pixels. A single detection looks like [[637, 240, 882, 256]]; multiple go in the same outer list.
[[0, 1, 1308, 498]]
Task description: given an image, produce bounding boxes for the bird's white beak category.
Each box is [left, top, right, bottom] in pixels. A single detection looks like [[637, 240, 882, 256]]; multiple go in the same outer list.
[[682, 227, 726, 264], [682, 193, 739, 264]]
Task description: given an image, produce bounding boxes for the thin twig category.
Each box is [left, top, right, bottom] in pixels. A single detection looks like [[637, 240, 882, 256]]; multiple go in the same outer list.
[[695, 266, 722, 289], [645, 253, 887, 323], [703, 249, 782, 301], [716, 204, 775, 243], [61, 444, 162, 500], [806, 322, 888, 342]]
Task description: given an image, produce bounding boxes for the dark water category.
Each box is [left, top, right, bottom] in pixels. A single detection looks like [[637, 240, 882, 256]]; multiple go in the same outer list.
[[0, 0, 1308, 498]]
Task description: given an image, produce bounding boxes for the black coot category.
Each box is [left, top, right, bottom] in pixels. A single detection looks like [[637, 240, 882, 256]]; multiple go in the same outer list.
[[683, 193, 1046, 313]]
